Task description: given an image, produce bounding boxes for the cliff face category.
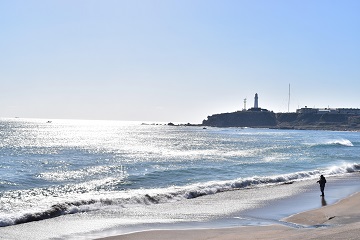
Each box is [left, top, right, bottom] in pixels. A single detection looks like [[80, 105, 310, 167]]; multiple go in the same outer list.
[[202, 111, 277, 128], [202, 111, 360, 131]]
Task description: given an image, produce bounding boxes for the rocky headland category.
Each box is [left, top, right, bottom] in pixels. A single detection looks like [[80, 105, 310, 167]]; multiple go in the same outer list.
[[202, 111, 360, 131]]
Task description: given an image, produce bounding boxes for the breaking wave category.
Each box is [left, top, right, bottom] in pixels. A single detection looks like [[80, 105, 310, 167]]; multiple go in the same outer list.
[[326, 139, 354, 147], [309, 139, 354, 147], [1, 162, 359, 227]]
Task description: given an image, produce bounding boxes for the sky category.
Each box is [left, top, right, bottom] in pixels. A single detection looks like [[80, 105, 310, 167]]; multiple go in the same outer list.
[[1, 0, 359, 123]]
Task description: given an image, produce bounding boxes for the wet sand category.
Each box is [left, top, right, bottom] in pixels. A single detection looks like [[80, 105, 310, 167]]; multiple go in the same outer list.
[[100, 192, 360, 240], [2, 175, 360, 239], [99, 175, 360, 240]]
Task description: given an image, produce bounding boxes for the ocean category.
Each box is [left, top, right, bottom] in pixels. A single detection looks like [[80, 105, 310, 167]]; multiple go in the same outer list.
[[0, 118, 360, 239]]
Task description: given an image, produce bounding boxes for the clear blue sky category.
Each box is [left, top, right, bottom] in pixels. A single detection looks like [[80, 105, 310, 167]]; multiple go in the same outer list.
[[1, 0, 359, 123]]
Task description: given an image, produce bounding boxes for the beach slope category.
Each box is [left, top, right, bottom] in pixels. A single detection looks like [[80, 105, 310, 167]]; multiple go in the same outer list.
[[100, 192, 360, 240]]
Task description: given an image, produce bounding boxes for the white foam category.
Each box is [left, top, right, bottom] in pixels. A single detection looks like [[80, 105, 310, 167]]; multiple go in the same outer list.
[[1, 162, 359, 227], [307, 138, 354, 147], [326, 139, 354, 147]]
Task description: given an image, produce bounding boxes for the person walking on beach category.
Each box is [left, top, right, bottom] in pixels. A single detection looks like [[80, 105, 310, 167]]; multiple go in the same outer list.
[[317, 175, 326, 196]]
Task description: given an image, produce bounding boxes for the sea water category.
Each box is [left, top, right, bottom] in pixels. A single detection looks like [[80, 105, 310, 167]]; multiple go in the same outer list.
[[0, 118, 359, 238]]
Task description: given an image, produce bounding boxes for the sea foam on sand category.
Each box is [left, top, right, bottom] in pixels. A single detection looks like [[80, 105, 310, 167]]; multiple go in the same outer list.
[[97, 173, 360, 240], [100, 185, 360, 240], [1, 174, 360, 240]]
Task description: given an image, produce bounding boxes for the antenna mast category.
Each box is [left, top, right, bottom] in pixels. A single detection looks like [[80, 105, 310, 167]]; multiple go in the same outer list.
[[288, 84, 291, 112]]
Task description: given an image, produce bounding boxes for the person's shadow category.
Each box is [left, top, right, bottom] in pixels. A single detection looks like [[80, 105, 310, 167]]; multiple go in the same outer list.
[[321, 196, 327, 206]]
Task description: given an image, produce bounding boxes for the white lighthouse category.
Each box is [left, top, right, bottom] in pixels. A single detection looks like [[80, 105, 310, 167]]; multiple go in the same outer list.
[[254, 93, 259, 109]]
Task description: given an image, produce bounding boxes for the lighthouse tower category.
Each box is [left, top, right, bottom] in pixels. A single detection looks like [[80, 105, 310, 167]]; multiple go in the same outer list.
[[254, 93, 259, 109]]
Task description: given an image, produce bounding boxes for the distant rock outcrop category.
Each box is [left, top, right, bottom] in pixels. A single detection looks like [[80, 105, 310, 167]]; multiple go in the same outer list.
[[202, 111, 360, 131]]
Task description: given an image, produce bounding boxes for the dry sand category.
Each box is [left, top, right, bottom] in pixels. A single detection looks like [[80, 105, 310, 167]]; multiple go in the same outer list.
[[100, 192, 360, 240]]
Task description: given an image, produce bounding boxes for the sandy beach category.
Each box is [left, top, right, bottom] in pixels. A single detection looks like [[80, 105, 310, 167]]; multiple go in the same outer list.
[[100, 181, 360, 240], [2, 173, 360, 239]]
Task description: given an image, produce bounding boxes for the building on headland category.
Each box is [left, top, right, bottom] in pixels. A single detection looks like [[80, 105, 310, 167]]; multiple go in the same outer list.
[[203, 93, 360, 129], [247, 93, 269, 112], [337, 108, 360, 115], [254, 93, 259, 109], [296, 106, 360, 115], [296, 107, 322, 114], [242, 98, 247, 111], [241, 93, 360, 115]]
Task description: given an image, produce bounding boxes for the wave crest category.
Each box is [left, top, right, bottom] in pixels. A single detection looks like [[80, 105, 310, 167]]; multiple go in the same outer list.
[[1, 162, 359, 227], [326, 139, 354, 147], [309, 139, 354, 147]]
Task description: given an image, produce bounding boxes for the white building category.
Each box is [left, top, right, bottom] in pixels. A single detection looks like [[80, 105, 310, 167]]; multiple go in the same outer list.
[[254, 93, 259, 109], [296, 107, 360, 115]]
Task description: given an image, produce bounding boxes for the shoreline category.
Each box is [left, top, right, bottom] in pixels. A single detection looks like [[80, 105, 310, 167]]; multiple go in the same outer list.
[[99, 194, 360, 240], [97, 173, 360, 240], [1, 174, 359, 239], [99, 197, 360, 240]]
